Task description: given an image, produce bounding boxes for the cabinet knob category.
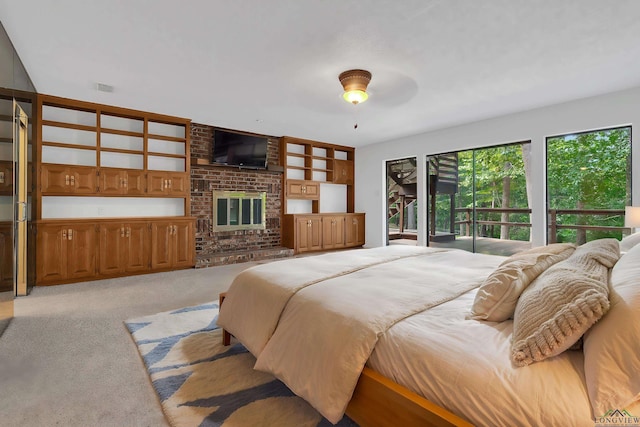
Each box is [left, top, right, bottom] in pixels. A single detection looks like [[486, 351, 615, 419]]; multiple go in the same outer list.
[[70, 175, 75, 186], [168, 179, 172, 189], [65, 174, 70, 186], [126, 227, 131, 238], [62, 229, 67, 240], [68, 229, 73, 240], [0, 171, 4, 184], [121, 227, 125, 237]]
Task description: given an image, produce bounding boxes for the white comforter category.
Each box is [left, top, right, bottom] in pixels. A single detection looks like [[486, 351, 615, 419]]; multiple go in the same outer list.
[[370, 288, 595, 427], [218, 246, 503, 423]]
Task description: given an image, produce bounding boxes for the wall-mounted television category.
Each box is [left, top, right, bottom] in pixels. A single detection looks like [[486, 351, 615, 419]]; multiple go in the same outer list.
[[213, 129, 268, 169]]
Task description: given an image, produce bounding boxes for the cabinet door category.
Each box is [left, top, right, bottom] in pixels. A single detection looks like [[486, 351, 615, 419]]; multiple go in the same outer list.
[[125, 170, 146, 195], [0, 223, 12, 291], [173, 220, 193, 268], [297, 217, 322, 253], [345, 214, 366, 247], [168, 172, 188, 196], [71, 167, 97, 194], [287, 181, 305, 198], [333, 159, 354, 185], [304, 182, 320, 198], [150, 221, 172, 269], [322, 216, 345, 249], [100, 169, 125, 195], [37, 225, 67, 283], [41, 164, 72, 193], [124, 222, 149, 272], [99, 223, 125, 274], [66, 224, 97, 279], [147, 172, 168, 196]]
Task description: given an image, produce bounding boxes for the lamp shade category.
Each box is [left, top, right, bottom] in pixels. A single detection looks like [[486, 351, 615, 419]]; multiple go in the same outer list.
[[625, 206, 640, 228], [339, 69, 372, 104]]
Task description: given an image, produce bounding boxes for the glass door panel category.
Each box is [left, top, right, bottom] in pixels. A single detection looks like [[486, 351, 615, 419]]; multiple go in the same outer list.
[[14, 101, 28, 296], [427, 142, 531, 256]]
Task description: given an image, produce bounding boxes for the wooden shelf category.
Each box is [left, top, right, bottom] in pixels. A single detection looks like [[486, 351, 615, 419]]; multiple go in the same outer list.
[[281, 135, 356, 214]]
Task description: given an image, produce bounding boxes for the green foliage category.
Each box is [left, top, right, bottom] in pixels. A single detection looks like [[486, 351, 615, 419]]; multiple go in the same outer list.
[[547, 127, 631, 242], [429, 127, 631, 244]]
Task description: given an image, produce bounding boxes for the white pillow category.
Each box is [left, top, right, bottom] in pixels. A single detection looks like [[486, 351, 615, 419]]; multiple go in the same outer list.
[[619, 232, 640, 253], [511, 239, 619, 367], [469, 243, 575, 321], [583, 243, 640, 417]]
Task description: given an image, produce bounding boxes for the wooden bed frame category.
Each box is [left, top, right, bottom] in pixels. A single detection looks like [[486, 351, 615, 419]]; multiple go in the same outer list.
[[219, 293, 471, 427]]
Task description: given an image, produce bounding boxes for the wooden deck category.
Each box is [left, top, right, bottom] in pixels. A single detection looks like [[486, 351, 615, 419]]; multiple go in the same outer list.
[[390, 235, 531, 256]]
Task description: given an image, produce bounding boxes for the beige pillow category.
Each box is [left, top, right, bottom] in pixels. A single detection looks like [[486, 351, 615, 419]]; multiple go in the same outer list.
[[469, 243, 575, 321], [511, 238, 620, 367], [583, 243, 640, 416]]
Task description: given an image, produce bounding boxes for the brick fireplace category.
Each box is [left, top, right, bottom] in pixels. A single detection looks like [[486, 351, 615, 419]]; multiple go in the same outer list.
[[190, 123, 293, 268]]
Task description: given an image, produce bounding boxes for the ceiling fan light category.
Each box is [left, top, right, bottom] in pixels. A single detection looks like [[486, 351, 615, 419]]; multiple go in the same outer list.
[[339, 69, 372, 104], [343, 90, 368, 105]]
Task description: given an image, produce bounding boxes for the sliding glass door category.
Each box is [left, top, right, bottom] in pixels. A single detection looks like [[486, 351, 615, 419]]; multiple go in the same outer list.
[[427, 141, 532, 255]]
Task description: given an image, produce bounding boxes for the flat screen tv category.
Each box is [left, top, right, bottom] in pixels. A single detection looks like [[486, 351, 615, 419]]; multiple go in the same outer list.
[[213, 129, 268, 169]]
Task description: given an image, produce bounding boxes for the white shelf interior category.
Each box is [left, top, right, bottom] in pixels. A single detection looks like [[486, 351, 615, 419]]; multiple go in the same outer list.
[[42, 105, 96, 126], [42, 196, 185, 218]]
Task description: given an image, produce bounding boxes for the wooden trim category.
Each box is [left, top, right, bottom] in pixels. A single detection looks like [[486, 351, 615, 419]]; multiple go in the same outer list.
[[100, 128, 145, 138], [41, 141, 97, 151], [35, 95, 44, 220], [147, 151, 186, 159], [147, 134, 187, 143], [100, 147, 144, 155], [38, 94, 190, 125], [282, 135, 355, 153], [184, 121, 191, 223], [346, 368, 472, 427], [41, 120, 96, 132]]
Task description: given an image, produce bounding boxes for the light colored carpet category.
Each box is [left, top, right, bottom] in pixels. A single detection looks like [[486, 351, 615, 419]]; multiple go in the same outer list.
[[0, 263, 255, 427], [126, 302, 356, 426]]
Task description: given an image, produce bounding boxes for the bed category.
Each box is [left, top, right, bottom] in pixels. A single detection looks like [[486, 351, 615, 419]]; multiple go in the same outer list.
[[217, 241, 640, 426]]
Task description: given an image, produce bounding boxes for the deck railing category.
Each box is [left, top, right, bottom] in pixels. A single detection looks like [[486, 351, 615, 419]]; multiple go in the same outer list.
[[451, 207, 628, 243]]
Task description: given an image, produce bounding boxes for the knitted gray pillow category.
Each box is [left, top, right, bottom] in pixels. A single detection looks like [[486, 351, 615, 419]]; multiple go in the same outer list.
[[511, 239, 620, 367]]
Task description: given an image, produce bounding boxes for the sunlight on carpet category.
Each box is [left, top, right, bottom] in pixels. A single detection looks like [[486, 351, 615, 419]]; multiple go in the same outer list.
[[125, 303, 357, 427]]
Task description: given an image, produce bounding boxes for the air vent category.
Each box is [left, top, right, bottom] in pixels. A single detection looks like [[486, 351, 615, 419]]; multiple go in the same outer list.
[[95, 83, 114, 93]]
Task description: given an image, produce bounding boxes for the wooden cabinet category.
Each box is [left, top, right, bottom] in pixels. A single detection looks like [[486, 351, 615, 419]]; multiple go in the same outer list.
[[294, 216, 323, 253], [0, 161, 12, 195], [37, 222, 97, 284], [41, 164, 97, 194], [99, 222, 149, 275], [36, 217, 194, 285], [151, 219, 194, 269], [0, 222, 11, 291], [345, 213, 366, 247], [281, 136, 355, 214], [286, 180, 320, 200], [333, 159, 354, 185], [147, 171, 188, 196], [99, 168, 145, 195], [283, 213, 364, 254], [322, 215, 345, 249]]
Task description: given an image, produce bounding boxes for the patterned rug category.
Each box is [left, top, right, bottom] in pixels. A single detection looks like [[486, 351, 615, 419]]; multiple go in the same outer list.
[[125, 302, 357, 427]]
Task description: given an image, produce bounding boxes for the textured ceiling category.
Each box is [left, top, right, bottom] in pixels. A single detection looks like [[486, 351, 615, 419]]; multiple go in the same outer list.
[[2, 0, 640, 147]]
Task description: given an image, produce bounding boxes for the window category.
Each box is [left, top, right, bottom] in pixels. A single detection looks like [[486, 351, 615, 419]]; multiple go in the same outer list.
[[546, 127, 631, 244], [212, 191, 266, 231]]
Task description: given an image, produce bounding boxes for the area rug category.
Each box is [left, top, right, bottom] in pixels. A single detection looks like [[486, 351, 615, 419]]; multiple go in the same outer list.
[[125, 302, 357, 427]]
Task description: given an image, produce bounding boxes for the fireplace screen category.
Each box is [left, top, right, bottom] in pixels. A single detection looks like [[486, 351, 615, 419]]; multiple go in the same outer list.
[[212, 190, 266, 231]]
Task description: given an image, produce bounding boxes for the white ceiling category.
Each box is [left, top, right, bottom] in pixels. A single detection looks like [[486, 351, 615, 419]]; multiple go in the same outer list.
[[2, 0, 640, 147]]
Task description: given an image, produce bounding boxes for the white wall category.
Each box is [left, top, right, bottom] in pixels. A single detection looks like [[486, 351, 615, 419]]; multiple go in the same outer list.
[[356, 86, 640, 248]]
